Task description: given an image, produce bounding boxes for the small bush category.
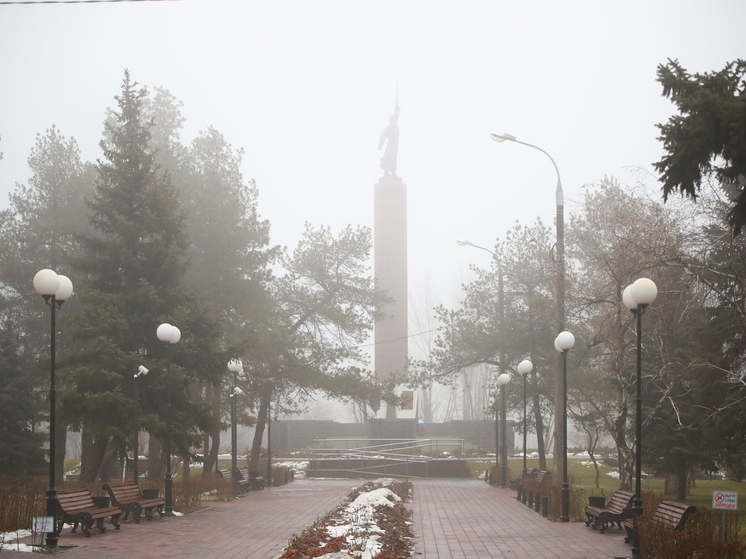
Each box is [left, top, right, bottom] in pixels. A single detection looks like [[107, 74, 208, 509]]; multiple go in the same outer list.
[[271, 466, 294, 487], [174, 475, 224, 511]]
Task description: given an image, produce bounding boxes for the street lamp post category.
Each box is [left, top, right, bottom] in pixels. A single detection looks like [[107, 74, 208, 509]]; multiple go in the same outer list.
[[497, 372, 511, 487], [517, 359, 533, 473], [456, 239, 506, 483], [554, 330, 575, 523], [33, 269, 73, 548], [623, 278, 658, 559], [156, 323, 180, 516], [491, 133, 567, 486], [227, 359, 243, 487], [133, 365, 149, 483]]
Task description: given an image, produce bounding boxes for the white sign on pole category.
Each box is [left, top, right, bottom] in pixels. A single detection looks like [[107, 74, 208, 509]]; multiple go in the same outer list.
[[713, 490, 738, 510]]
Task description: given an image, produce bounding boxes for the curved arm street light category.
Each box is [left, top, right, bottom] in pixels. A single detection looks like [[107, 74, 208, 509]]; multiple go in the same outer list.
[[157, 322, 180, 515], [33, 269, 73, 548], [554, 330, 575, 523], [516, 359, 533, 473], [623, 277, 658, 559], [491, 132, 568, 494]]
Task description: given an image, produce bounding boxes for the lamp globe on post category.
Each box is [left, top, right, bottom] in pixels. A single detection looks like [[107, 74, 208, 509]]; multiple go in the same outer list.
[[157, 323, 180, 515], [624, 277, 657, 559], [516, 359, 533, 474], [497, 372, 511, 488], [227, 359, 243, 488], [554, 330, 575, 523], [33, 269, 73, 548]]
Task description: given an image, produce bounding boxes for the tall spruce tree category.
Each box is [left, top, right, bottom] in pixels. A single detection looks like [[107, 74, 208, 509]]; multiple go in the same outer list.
[[654, 59, 746, 233], [65, 70, 221, 482]]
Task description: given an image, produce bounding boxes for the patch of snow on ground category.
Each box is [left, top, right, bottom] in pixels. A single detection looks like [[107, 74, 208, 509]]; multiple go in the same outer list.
[[1, 529, 35, 553], [324, 479, 404, 559], [606, 470, 620, 478]]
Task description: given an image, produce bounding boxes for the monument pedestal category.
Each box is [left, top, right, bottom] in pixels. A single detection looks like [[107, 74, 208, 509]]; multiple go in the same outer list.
[[374, 177, 408, 419]]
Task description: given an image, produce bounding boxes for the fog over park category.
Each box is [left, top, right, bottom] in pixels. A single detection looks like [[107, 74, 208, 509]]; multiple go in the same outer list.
[[1, 0, 744, 425]]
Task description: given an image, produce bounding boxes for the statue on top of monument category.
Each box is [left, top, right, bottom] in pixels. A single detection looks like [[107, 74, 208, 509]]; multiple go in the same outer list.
[[378, 97, 400, 179]]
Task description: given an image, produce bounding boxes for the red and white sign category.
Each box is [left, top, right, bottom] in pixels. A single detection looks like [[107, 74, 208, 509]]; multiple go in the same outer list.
[[713, 490, 738, 510]]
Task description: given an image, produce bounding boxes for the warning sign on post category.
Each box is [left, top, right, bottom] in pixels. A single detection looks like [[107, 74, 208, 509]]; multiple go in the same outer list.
[[713, 490, 738, 510]]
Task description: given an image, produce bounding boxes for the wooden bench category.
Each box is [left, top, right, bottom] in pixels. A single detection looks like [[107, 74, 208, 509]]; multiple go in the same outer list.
[[219, 468, 250, 493], [239, 467, 265, 490], [56, 488, 122, 537], [533, 470, 552, 514], [623, 500, 697, 543], [521, 469, 551, 514], [102, 483, 165, 523], [584, 489, 635, 533]]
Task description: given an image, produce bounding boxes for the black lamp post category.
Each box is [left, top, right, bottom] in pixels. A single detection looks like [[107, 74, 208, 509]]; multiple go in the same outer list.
[[133, 365, 149, 483], [33, 269, 73, 548], [227, 359, 243, 487], [156, 323, 180, 515], [554, 330, 575, 523], [517, 359, 533, 473], [623, 278, 658, 559], [497, 372, 511, 487], [456, 239, 506, 484]]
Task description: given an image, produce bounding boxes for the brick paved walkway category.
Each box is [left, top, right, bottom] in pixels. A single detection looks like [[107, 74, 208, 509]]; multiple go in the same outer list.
[[1, 479, 631, 558], [413, 480, 630, 559]]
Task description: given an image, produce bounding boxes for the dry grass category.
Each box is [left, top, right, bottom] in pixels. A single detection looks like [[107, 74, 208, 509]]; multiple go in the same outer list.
[[0, 476, 46, 533]]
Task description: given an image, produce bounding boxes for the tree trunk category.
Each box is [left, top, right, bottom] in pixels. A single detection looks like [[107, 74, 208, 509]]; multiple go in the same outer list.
[[202, 383, 220, 476], [249, 387, 270, 477], [81, 435, 108, 483], [665, 462, 691, 500], [677, 463, 688, 500], [80, 425, 94, 482], [421, 386, 432, 424], [148, 433, 164, 480], [611, 405, 633, 490], [54, 422, 67, 485], [532, 390, 547, 470], [182, 456, 190, 480], [97, 440, 120, 482], [202, 432, 215, 476]]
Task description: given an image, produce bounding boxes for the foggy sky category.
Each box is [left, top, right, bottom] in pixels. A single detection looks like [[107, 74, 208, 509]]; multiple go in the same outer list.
[[1, 0, 744, 359]]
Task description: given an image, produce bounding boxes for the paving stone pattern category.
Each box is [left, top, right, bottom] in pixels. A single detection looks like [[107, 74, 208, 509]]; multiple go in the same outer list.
[[413, 479, 631, 559], [2, 479, 631, 559]]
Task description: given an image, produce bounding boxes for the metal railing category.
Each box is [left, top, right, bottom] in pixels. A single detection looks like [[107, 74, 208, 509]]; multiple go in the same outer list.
[[308, 438, 465, 478]]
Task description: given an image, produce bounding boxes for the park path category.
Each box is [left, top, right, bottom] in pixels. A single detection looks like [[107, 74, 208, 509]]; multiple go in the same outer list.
[[413, 479, 630, 559], [1, 479, 631, 558]]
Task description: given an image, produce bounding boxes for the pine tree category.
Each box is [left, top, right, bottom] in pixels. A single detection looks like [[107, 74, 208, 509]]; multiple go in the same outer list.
[[0, 125, 94, 482], [65, 70, 221, 482]]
